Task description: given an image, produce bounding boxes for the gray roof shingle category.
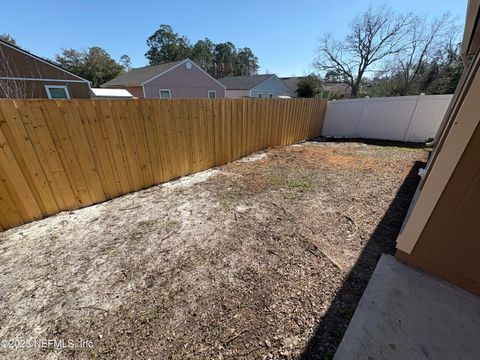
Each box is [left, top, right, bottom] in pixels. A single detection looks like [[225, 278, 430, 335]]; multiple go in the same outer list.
[[280, 77, 305, 92], [101, 59, 186, 87], [218, 74, 273, 90]]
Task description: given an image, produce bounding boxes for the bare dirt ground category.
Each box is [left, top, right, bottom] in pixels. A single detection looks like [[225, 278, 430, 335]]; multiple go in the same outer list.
[[0, 140, 428, 360]]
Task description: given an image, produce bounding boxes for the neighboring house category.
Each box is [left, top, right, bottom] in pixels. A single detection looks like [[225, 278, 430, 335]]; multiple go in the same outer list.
[[218, 74, 290, 98], [281, 76, 303, 97], [322, 82, 350, 98], [101, 59, 225, 99], [0, 39, 90, 99], [90, 88, 134, 99], [281, 76, 350, 98]]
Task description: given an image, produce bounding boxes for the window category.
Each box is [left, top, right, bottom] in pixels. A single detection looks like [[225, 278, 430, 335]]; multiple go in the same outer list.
[[257, 93, 263, 98], [208, 90, 216, 99], [45, 85, 70, 99], [268, 93, 274, 98], [159, 89, 171, 99]]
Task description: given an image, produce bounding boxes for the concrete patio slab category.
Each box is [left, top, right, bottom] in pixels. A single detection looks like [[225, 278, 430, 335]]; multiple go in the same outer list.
[[334, 254, 480, 360]]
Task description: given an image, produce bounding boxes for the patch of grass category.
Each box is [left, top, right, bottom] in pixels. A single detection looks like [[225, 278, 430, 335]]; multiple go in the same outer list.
[[284, 177, 314, 191], [174, 187, 187, 196], [128, 219, 158, 239], [165, 219, 180, 232], [269, 171, 315, 193], [137, 219, 157, 229], [218, 187, 243, 207], [269, 173, 284, 187]]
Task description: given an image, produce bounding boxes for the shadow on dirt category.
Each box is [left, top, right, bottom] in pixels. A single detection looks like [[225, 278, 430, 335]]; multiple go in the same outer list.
[[309, 136, 431, 150], [299, 160, 426, 359]]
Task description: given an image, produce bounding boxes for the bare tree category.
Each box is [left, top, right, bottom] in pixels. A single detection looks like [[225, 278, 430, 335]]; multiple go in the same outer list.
[[315, 5, 414, 97], [0, 45, 47, 98], [0, 47, 28, 98], [392, 13, 458, 95]]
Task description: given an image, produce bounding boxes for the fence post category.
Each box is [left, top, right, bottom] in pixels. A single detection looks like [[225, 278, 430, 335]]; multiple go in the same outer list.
[[355, 97, 369, 138], [402, 94, 422, 142]]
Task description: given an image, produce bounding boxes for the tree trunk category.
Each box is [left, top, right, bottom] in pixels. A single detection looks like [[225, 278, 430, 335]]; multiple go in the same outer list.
[[350, 85, 359, 98]]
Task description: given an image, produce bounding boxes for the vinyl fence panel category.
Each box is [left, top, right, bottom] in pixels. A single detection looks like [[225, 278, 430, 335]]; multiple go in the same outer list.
[[323, 94, 453, 142], [404, 95, 452, 142]]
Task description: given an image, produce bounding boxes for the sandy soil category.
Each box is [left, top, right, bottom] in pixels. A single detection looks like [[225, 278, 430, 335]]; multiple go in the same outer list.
[[0, 140, 428, 360]]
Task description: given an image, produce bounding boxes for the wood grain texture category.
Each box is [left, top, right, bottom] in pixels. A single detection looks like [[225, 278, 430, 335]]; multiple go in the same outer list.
[[0, 98, 327, 230]]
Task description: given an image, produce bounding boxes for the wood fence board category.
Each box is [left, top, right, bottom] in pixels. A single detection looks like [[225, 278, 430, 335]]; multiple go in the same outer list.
[[140, 101, 163, 184], [79, 101, 120, 199], [0, 101, 57, 215], [37, 101, 84, 207], [0, 111, 43, 221], [17, 101, 72, 210], [0, 174, 23, 228], [162, 100, 182, 179], [59, 101, 107, 204], [96, 101, 132, 194], [0, 98, 326, 230]]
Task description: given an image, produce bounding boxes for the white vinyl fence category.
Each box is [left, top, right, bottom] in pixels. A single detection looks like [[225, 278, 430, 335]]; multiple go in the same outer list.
[[322, 94, 453, 143]]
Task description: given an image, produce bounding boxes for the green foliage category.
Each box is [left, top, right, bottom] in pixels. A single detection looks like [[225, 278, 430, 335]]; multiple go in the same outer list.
[[235, 47, 259, 76], [320, 90, 344, 100], [145, 24, 259, 78], [364, 42, 464, 97], [296, 75, 323, 98], [324, 70, 343, 83], [213, 42, 236, 78], [119, 55, 132, 72], [55, 47, 126, 87], [191, 38, 215, 73], [0, 33, 17, 46], [420, 44, 464, 94], [146, 25, 191, 64]]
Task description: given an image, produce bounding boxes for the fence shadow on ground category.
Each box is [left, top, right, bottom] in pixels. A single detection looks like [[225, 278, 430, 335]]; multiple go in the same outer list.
[[310, 136, 431, 149], [299, 160, 426, 359]]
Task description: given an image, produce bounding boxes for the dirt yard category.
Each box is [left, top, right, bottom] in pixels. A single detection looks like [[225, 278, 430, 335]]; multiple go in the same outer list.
[[0, 140, 427, 360]]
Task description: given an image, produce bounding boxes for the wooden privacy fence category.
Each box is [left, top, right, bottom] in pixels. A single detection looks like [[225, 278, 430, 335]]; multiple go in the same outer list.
[[0, 98, 326, 230]]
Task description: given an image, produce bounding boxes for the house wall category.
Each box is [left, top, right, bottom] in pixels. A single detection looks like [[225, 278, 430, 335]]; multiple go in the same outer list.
[[143, 63, 225, 99], [396, 6, 480, 296], [118, 86, 143, 98], [397, 117, 480, 296], [285, 90, 298, 98], [0, 42, 90, 98], [250, 75, 289, 98], [225, 89, 250, 98], [0, 79, 90, 98]]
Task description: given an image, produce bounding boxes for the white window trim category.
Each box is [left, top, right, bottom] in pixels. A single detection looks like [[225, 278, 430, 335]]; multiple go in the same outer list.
[[45, 85, 70, 99], [268, 93, 274, 98], [159, 89, 171, 99], [257, 93, 263, 98], [208, 90, 216, 99]]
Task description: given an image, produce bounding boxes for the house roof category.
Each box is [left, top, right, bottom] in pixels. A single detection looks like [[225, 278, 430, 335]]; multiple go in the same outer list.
[[281, 76, 351, 96], [218, 74, 274, 90], [322, 82, 351, 95], [281, 77, 306, 92], [0, 39, 90, 82], [90, 88, 133, 98], [101, 59, 188, 87], [461, 0, 480, 62]]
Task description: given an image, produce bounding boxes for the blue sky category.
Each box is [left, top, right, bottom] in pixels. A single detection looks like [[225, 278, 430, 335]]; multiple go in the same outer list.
[[5, 0, 468, 77]]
